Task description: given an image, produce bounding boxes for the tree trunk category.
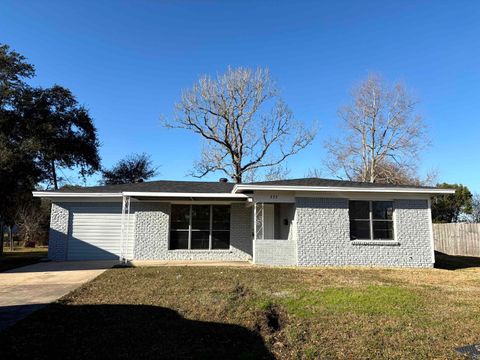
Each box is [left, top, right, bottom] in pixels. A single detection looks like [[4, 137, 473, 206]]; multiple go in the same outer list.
[[51, 159, 58, 190], [370, 159, 376, 183], [9, 225, 13, 251], [0, 222, 4, 257], [233, 161, 242, 184]]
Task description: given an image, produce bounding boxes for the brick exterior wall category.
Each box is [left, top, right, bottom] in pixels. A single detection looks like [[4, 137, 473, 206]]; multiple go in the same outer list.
[[48, 201, 252, 262], [295, 197, 433, 268], [48, 203, 70, 261], [133, 202, 253, 261], [48, 197, 433, 267], [133, 203, 170, 259], [254, 239, 296, 265]]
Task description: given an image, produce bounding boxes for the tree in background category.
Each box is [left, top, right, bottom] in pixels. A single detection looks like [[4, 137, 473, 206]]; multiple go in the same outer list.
[[305, 168, 323, 179], [0, 43, 100, 252], [263, 164, 290, 182], [15, 199, 50, 247], [0, 44, 39, 252], [0, 44, 35, 105], [21, 85, 101, 189], [1, 44, 100, 191], [243, 164, 291, 183], [102, 153, 158, 185], [470, 193, 480, 223], [165, 67, 315, 183], [431, 183, 473, 223], [325, 74, 429, 184], [364, 160, 438, 186]]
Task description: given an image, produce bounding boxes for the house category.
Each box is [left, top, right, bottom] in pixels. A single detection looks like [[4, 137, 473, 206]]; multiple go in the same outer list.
[[33, 178, 454, 268]]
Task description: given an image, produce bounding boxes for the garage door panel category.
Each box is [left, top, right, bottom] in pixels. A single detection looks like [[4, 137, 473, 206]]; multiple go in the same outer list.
[[72, 229, 124, 234], [67, 241, 119, 260], [67, 207, 135, 261]]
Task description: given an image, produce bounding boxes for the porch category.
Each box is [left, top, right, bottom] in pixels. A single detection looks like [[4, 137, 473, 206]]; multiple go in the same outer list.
[[253, 202, 297, 266]]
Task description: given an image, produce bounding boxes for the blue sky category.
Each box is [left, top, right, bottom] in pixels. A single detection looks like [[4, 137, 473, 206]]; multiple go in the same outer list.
[[1, 0, 479, 192]]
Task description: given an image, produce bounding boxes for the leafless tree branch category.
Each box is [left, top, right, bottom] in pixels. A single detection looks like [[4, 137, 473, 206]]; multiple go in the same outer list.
[[325, 74, 430, 184], [165, 66, 316, 183]]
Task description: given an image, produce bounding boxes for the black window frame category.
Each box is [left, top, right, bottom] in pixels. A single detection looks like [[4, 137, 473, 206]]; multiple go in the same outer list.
[[169, 204, 231, 250], [349, 200, 394, 241]]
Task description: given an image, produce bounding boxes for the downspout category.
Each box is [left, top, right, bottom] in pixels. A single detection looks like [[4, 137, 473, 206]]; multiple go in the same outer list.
[[427, 198, 435, 265]]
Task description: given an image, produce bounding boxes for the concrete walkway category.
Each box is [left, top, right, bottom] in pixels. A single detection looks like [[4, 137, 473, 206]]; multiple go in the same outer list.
[[0, 261, 116, 331], [130, 260, 252, 267]]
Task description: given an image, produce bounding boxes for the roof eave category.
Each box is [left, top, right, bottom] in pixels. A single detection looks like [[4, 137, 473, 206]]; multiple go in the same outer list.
[[32, 191, 123, 198], [122, 192, 248, 199], [232, 184, 456, 195], [32, 191, 249, 199]]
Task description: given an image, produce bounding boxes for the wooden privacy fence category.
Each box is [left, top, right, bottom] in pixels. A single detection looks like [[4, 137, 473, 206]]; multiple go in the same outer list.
[[433, 223, 480, 257]]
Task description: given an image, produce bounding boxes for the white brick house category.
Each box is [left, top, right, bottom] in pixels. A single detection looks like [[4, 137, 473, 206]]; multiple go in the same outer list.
[[33, 178, 454, 268]]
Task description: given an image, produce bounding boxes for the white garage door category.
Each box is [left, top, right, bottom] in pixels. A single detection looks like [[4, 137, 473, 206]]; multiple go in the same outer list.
[[67, 207, 135, 261]]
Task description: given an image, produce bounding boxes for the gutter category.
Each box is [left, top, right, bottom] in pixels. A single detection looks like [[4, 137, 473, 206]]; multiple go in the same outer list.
[[32, 191, 249, 199], [122, 192, 248, 198], [32, 191, 123, 198], [32, 186, 455, 199], [232, 184, 456, 195]]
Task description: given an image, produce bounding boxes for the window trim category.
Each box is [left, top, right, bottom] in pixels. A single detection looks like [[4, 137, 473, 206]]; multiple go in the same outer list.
[[169, 204, 231, 250], [349, 200, 395, 241]]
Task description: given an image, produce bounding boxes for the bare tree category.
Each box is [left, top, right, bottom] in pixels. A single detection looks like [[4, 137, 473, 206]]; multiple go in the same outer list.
[[365, 161, 437, 186], [264, 164, 290, 181], [16, 203, 49, 247], [325, 74, 428, 184], [241, 164, 291, 183], [305, 168, 323, 178], [165, 67, 315, 183]]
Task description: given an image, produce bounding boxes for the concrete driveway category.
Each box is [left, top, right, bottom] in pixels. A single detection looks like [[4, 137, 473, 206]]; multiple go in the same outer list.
[[0, 261, 116, 331]]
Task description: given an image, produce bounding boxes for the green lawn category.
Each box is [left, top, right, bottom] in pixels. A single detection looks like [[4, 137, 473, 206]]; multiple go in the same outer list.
[[1, 256, 480, 359], [0, 247, 48, 272]]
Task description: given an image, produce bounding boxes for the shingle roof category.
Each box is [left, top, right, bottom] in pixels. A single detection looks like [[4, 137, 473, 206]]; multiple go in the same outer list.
[[249, 178, 437, 189], [55, 177, 436, 194], [58, 180, 235, 193]]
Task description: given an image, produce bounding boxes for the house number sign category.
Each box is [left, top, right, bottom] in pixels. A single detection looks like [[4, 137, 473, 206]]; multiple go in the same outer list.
[[255, 192, 295, 203]]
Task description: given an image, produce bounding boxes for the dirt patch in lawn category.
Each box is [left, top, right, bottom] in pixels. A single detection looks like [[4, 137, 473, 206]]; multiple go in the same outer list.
[[1, 265, 480, 359]]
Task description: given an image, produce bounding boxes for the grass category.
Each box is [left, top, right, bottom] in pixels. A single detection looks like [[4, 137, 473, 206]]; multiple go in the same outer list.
[[1, 259, 480, 360], [0, 247, 48, 272], [284, 285, 421, 317]]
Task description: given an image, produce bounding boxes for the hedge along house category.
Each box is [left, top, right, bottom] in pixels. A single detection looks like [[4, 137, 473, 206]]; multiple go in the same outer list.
[[33, 178, 454, 268]]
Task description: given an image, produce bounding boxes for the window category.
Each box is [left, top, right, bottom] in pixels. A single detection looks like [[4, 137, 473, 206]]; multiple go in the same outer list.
[[349, 201, 394, 240], [170, 205, 230, 250], [169, 205, 190, 250]]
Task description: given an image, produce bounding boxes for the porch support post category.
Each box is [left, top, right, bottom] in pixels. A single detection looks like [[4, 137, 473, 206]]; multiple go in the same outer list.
[[253, 202, 257, 264], [120, 195, 131, 263]]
